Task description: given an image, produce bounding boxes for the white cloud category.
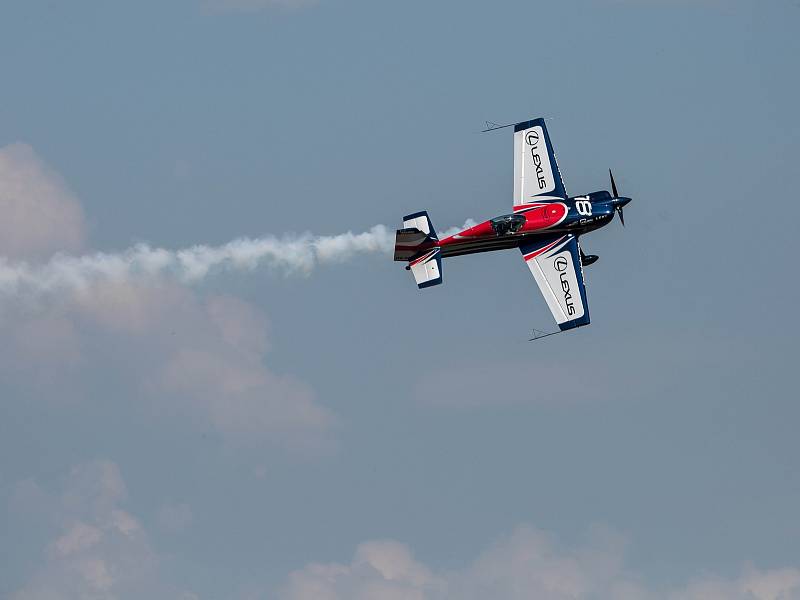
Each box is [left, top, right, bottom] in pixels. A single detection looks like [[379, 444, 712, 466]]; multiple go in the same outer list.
[[0, 143, 86, 260], [281, 525, 800, 600], [11, 460, 192, 600]]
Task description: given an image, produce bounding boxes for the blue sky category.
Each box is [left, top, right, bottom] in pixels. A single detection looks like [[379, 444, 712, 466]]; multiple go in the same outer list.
[[1, 0, 799, 598]]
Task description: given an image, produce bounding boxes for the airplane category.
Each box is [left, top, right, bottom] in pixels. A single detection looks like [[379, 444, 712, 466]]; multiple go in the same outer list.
[[393, 117, 632, 333]]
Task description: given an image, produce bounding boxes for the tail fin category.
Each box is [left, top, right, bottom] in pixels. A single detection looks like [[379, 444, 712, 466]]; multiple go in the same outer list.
[[394, 211, 443, 289], [393, 228, 431, 261], [403, 211, 437, 240]]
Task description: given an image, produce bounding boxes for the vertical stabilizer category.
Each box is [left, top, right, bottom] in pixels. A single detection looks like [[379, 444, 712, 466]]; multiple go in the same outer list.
[[402, 211, 438, 240]]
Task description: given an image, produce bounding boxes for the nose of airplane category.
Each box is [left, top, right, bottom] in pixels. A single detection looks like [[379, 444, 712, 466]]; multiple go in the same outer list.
[[613, 196, 632, 208], [611, 196, 632, 227]]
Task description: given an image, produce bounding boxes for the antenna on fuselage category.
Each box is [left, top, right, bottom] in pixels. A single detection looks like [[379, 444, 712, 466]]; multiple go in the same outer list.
[[528, 328, 563, 342], [481, 115, 560, 133], [481, 120, 516, 133]]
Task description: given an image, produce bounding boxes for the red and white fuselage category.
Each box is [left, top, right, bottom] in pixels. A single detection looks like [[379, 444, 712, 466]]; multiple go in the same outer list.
[[438, 201, 569, 258]]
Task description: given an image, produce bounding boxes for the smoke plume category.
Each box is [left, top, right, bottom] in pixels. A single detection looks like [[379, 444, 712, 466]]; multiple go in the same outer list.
[[0, 221, 474, 299]]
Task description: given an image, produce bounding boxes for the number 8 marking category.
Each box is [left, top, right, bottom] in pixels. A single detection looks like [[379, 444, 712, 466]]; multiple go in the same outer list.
[[575, 198, 592, 216]]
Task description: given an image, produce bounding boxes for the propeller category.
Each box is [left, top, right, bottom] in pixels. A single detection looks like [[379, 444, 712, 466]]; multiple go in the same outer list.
[[609, 169, 625, 227]]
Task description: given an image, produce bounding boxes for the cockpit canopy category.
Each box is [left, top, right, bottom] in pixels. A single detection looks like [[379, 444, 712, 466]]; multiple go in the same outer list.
[[490, 213, 526, 236]]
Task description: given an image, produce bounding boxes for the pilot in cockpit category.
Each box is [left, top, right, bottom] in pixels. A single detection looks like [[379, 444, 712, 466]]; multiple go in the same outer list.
[[490, 214, 525, 236]]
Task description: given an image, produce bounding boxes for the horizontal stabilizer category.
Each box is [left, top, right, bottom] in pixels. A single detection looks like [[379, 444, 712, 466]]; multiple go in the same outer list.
[[409, 248, 443, 289]]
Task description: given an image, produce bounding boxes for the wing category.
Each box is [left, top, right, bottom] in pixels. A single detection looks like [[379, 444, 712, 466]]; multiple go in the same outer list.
[[520, 234, 590, 331], [513, 118, 567, 208]]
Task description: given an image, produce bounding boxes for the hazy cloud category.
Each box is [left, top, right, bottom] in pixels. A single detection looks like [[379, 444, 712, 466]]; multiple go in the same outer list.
[[0, 280, 338, 450], [0, 143, 86, 260], [281, 526, 800, 600], [283, 539, 446, 600], [0, 144, 337, 450], [11, 460, 193, 600]]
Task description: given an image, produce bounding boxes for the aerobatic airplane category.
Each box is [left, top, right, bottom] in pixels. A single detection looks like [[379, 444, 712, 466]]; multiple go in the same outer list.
[[394, 117, 632, 332]]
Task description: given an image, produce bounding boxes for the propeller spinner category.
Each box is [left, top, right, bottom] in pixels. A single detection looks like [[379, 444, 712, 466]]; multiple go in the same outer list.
[[609, 169, 631, 227]]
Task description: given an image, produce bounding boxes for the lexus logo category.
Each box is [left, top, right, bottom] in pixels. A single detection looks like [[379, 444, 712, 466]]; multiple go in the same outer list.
[[554, 256, 568, 272], [525, 130, 540, 148]]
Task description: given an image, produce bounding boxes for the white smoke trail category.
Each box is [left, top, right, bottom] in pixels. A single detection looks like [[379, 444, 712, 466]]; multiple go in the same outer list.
[[0, 220, 475, 298]]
